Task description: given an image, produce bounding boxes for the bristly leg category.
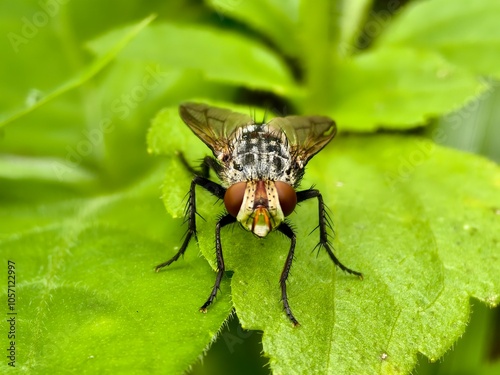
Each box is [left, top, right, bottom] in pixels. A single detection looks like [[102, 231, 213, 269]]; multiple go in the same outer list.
[[278, 222, 300, 326], [297, 189, 363, 279], [178, 152, 222, 179], [200, 213, 236, 312], [155, 173, 226, 271]]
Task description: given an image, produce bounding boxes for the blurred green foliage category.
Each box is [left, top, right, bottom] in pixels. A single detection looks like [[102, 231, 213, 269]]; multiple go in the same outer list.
[[0, 0, 499, 374]]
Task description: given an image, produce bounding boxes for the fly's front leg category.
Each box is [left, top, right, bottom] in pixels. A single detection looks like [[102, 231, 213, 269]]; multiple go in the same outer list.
[[155, 176, 226, 271], [178, 152, 221, 178], [200, 214, 236, 312], [297, 189, 363, 279]]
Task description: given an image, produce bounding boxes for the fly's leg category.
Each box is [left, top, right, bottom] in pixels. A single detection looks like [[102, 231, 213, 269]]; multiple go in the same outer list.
[[278, 222, 299, 326], [178, 152, 221, 178], [155, 176, 226, 271], [200, 214, 236, 312], [297, 189, 363, 279]]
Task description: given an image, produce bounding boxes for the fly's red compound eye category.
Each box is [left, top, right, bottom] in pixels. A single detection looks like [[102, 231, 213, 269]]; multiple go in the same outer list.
[[275, 181, 297, 217], [224, 182, 247, 217]]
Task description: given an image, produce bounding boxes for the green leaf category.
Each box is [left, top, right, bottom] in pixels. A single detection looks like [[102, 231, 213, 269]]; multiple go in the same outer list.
[[0, 15, 156, 128], [205, 0, 300, 57], [298, 0, 341, 113], [148, 110, 499, 373], [147, 107, 203, 160], [338, 0, 373, 56], [0, 166, 232, 373], [251, 136, 499, 374], [0, 155, 95, 184], [417, 302, 499, 375], [147, 101, 266, 159], [294, 1, 489, 131], [87, 23, 298, 97], [3, 1, 500, 372], [377, 0, 500, 78], [329, 48, 485, 131]]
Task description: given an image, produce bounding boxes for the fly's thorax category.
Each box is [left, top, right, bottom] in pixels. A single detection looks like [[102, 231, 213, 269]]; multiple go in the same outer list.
[[223, 180, 297, 238], [217, 125, 302, 187]]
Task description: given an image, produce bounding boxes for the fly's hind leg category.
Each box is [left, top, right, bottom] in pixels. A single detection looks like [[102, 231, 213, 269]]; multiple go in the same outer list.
[[278, 222, 300, 326], [199, 214, 236, 312]]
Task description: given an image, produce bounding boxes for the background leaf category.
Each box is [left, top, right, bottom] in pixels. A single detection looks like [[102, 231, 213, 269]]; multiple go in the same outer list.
[[1, 0, 499, 374], [205, 0, 300, 57], [377, 0, 500, 78], [338, 0, 373, 56], [87, 23, 298, 96], [0, 166, 232, 373], [0, 15, 156, 128], [329, 48, 484, 130]]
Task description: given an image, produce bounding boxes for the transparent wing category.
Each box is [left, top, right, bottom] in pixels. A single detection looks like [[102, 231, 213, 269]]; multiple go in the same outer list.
[[179, 102, 254, 156], [267, 115, 336, 164]]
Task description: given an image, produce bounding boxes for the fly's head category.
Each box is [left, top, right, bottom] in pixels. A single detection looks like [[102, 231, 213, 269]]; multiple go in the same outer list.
[[224, 180, 297, 237]]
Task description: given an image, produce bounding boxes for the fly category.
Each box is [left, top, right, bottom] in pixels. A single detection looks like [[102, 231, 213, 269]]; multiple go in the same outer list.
[[156, 102, 362, 326]]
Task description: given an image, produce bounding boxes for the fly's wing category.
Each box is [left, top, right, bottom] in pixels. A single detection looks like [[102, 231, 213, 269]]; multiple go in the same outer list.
[[267, 115, 336, 166], [179, 102, 254, 157]]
